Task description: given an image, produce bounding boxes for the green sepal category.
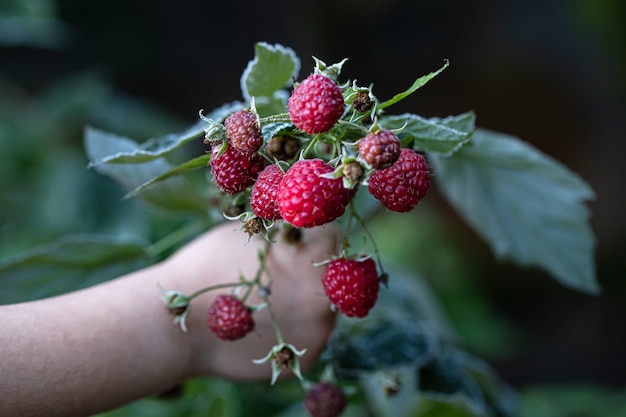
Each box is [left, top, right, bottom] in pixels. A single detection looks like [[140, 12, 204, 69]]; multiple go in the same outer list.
[[378, 60, 449, 111]]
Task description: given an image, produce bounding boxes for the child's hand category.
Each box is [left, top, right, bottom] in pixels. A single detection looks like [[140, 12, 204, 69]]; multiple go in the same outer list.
[[159, 222, 338, 380]]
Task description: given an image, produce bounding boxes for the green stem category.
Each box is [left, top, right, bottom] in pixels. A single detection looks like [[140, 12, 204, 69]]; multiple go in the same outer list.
[[337, 119, 369, 134], [188, 281, 245, 300], [242, 240, 272, 302], [265, 300, 284, 344], [300, 135, 319, 158], [350, 203, 385, 273], [250, 240, 284, 344], [259, 113, 291, 124]]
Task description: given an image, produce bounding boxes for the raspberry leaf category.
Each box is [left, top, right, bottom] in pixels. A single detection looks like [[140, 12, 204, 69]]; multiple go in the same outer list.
[[0, 235, 150, 304], [240, 42, 300, 101], [380, 112, 474, 155], [85, 127, 207, 214], [429, 128, 598, 294], [378, 60, 449, 111], [123, 153, 212, 200], [87, 102, 243, 166], [261, 121, 294, 143]]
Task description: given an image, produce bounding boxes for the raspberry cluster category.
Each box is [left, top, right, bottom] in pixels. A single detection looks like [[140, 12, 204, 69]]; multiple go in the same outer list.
[[201, 62, 431, 331], [164, 55, 436, 417]]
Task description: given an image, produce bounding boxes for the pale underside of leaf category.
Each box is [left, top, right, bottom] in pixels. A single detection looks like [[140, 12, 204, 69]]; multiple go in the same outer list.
[[87, 101, 243, 166], [429, 128, 598, 294], [84, 127, 207, 214], [123, 153, 211, 200], [380, 112, 474, 155]]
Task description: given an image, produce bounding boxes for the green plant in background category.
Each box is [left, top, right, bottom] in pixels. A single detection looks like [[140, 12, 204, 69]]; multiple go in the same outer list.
[[0, 42, 605, 416]]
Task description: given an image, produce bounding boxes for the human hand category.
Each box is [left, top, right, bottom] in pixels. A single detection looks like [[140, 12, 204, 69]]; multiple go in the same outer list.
[[158, 221, 339, 381]]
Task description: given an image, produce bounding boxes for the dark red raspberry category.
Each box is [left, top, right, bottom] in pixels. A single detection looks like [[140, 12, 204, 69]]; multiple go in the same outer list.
[[207, 294, 255, 341], [250, 164, 283, 220], [277, 159, 350, 228], [304, 382, 347, 417], [224, 109, 263, 155], [210, 145, 264, 194], [288, 74, 344, 134], [358, 130, 401, 170], [321, 257, 379, 318], [367, 148, 430, 212]]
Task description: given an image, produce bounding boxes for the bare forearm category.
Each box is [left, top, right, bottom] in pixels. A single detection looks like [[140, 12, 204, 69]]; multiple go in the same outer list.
[[0, 264, 192, 417], [0, 223, 337, 415]]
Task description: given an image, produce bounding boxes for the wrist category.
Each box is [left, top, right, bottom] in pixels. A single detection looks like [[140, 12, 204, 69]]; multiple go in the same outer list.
[[152, 259, 215, 380]]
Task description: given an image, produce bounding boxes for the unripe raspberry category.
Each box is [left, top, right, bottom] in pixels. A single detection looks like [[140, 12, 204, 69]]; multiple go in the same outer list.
[[358, 130, 401, 170], [250, 164, 283, 220], [277, 159, 350, 228], [224, 109, 263, 155], [207, 294, 255, 341], [304, 382, 347, 417], [210, 145, 264, 194], [367, 148, 430, 212], [266, 135, 301, 161], [288, 74, 344, 134], [322, 257, 379, 318]]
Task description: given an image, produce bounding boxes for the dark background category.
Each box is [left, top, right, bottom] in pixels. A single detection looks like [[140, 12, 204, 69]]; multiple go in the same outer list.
[[2, 0, 625, 392]]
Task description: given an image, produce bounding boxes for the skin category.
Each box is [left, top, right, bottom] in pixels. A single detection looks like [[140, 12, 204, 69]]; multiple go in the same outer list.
[[0, 222, 337, 417]]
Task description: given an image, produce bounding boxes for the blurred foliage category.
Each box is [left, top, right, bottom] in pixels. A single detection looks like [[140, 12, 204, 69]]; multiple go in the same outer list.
[[520, 384, 626, 417], [0, 0, 69, 49], [1, 1, 624, 416], [0, 70, 192, 259], [352, 207, 521, 360]]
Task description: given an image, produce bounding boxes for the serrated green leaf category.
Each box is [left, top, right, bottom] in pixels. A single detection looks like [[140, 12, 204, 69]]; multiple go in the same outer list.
[[432, 111, 477, 134], [429, 128, 598, 294], [261, 121, 294, 142], [123, 153, 211, 199], [253, 93, 289, 118], [380, 112, 473, 155], [0, 235, 151, 304], [241, 42, 300, 100], [87, 102, 243, 166], [378, 60, 449, 111], [84, 127, 207, 214]]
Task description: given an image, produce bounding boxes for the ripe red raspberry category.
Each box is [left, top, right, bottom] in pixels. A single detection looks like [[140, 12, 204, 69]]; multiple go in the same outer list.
[[367, 148, 430, 212], [210, 145, 264, 194], [277, 159, 350, 228], [250, 164, 283, 220], [304, 382, 347, 417], [207, 294, 255, 341], [288, 74, 344, 134], [224, 109, 263, 155], [358, 130, 401, 169], [321, 257, 379, 318]]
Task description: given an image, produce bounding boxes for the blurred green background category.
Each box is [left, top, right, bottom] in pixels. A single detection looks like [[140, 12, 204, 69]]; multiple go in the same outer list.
[[1, 0, 625, 415]]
